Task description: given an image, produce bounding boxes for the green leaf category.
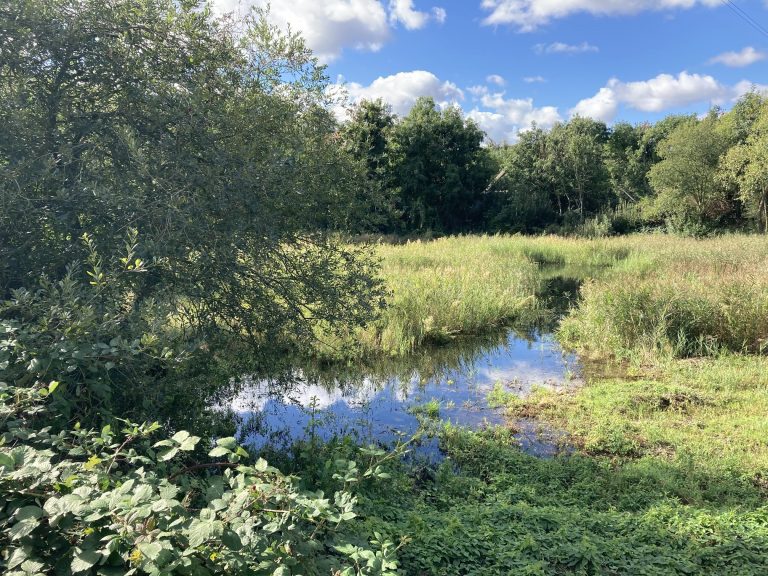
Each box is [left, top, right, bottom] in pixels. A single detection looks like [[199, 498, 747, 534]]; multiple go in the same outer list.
[[221, 530, 242, 551], [215, 437, 237, 450], [0, 452, 15, 471], [21, 558, 46, 574], [10, 519, 38, 540], [171, 430, 191, 444], [138, 541, 163, 561], [158, 447, 179, 461], [208, 447, 230, 458], [179, 436, 200, 451], [71, 549, 102, 573], [187, 520, 216, 548], [14, 506, 44, 522]]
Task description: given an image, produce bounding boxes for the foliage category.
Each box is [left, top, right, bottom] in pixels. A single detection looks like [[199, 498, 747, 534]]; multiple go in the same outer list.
[[0, 383, 402, 576], [559, 235, 768, 359], [0, 0, 384, 363], [335, 92, 768, 237], [338, 99, 400, 233], [363, 426, 768, 575], [719, 105, 768, 232], [315, 236, 542, 358], [389, 97, 495, 234], [647, 113, 733, 232]]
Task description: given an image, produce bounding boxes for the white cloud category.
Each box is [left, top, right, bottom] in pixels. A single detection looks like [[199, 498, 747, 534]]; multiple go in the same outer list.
[[432, 6, 448, 22], [389, 0, 446, 29], [570, 71, 767, 122], [523, 75, 546, 83], [481, 0, 722, 31], [709, 47, 767, 68], [469, 92, 561, 143], [534, 41, 599, 54], [468, 85, 490, 97], [570, 87, 618, 122], [214, 0, 443, 62], [487, 74, 506, 86], [336, 70, 464, 116]]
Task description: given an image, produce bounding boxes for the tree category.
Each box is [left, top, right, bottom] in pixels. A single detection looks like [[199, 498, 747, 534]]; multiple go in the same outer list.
[[647, 113, 732, 231], [486, 128, 555, 233], [0, 0, 383, 366], [542, 117, 610, 220], [720, 105, 768, 232], [390, 97, 494, 233], [338, 99, 399, 232], [605, 122, 652, 203]]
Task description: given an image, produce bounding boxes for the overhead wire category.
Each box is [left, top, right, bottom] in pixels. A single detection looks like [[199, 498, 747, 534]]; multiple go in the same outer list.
[[719, 0, 768, 40]]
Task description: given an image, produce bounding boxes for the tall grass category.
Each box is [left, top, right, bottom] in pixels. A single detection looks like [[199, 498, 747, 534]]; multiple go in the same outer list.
[[359, 236, 541, 356], [559, 235, 768, 360], [316, 233, 768, 361]]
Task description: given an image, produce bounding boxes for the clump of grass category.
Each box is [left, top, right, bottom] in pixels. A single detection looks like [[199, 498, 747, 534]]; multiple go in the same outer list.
[[559, 235, 768, 360], [409, 398, 441, 419], [316, 235, 542, 358]]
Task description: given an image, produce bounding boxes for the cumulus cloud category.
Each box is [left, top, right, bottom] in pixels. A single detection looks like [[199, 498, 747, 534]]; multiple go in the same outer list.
[[214, 0, 443, 62], [335, 70, 464, 116], [523, 75, 546, 83], [570, 71, 766, 122], [709, 47, 767, 68], [569, 87, 618, 122], [468, 85, 490, 97], [486, 74, 506, 86], [468, 92, 561, 143], [534, 41, 598, 54], [481, 0, 722, 31], [389, 0, 447, 29]]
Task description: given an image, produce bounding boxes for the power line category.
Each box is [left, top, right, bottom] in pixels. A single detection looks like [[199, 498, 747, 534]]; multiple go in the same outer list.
[[720, 0, 768, 40]]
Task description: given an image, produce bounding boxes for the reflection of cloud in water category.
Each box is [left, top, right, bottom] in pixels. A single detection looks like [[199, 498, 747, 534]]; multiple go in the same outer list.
[[231, 377, 410, 412], [229, 330, 581, 459]]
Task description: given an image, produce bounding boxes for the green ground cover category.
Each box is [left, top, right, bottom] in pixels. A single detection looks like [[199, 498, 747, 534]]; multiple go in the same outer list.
[[337, 233, 768, 575]]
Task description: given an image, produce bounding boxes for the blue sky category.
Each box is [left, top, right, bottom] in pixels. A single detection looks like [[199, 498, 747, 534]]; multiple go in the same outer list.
[[218, 0, 768, 141]]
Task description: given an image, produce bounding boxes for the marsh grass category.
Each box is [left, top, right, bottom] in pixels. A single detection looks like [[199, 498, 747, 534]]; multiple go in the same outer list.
[[316, 236, 543, 358], [559, 235, 768, 360], [316, 233, 768, 361]]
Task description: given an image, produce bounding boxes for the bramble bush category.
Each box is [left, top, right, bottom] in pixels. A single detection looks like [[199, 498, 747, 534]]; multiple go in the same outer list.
[[0, 383, 401, 575], [0, 243, 402, 575]]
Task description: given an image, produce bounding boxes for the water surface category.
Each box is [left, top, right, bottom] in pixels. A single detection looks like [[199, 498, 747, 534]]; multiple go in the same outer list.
[[230, 330, 581, 460]]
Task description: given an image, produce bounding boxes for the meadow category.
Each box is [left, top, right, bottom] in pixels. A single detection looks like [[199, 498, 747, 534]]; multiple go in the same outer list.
[[316, 233, 768, 574]]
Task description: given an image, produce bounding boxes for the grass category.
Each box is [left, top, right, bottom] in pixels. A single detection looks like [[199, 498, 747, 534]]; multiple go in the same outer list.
[[559, 234, 768, 360], [343, 232, 768, 574], [339, 233, 768, 361], [316, 235, 542, 358]]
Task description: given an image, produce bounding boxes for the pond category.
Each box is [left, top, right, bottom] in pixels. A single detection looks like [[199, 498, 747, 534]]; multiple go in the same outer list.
[[228, 329, 582, 461]]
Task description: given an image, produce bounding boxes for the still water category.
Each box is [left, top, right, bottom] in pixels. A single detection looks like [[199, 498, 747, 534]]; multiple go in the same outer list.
[[229, 330, 581, 460]]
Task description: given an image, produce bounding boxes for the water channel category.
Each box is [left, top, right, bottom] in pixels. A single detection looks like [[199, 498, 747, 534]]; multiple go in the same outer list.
[[229, 328, 582, 461]]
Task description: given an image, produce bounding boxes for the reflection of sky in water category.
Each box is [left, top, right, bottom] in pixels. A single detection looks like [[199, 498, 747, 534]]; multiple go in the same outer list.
[[231, 332, 580, 460]]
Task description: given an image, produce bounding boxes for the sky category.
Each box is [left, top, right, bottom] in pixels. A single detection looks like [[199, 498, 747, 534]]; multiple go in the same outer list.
[[216, 0, 768, 142]]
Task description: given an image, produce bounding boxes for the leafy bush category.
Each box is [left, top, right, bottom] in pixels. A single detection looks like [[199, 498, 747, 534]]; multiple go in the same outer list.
[[0, 383, 400, 576]]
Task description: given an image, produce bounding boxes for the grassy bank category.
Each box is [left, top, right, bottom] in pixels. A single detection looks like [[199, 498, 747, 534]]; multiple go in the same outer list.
[[341, 233, 768, 574], [321, 233, 768, 360]]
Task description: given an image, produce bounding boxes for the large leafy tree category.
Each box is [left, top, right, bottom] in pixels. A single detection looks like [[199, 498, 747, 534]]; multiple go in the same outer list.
[[543, 117, 610, 219], [0, 0, 382, 365], [390, 97, 494, 233], [647, 113, 733, 231], [487, 127, 556, 233], [720, 105, 768, 232], [338, 98, 399, 232]]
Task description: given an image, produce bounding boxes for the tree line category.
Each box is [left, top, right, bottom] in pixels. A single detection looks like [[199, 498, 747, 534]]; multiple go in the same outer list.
[[340, 92, 768, 236]]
